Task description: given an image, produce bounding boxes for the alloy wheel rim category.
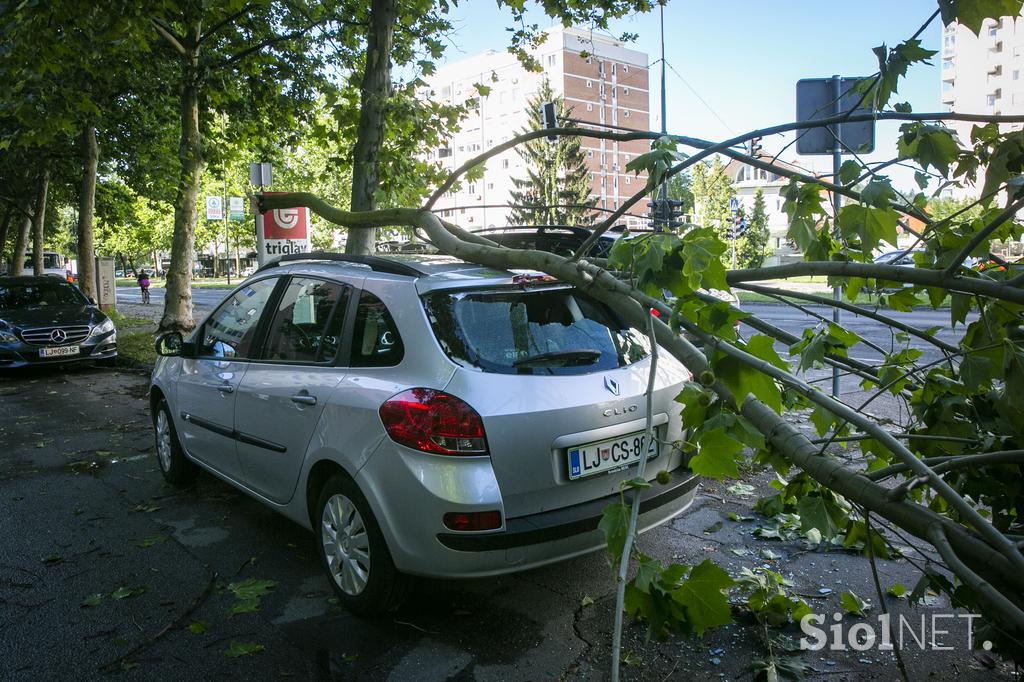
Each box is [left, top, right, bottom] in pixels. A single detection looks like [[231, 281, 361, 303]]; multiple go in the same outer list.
[[321, 493, 371, 596], [155, 411, 172, 471]]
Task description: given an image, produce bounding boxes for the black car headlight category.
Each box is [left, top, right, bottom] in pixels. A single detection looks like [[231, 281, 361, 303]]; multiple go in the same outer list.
[[0, 328, 17, 344]]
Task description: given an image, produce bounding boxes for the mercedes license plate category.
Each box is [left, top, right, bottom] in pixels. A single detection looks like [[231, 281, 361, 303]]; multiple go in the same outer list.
[[40, 345, 79, 358], [568, 430, 658, 480]]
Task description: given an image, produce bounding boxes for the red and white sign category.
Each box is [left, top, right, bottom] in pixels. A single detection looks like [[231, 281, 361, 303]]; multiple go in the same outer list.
[[255, 194, 310, 264]]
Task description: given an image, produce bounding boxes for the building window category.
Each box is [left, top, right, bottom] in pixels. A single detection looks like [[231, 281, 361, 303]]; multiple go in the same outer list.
[[585, 56, 592, 64], [942, 80, 953, 92], [944, 34, 955, 47], [623, 110, 630, 118], [586, 80, 592, 88], [586, 102, 593, 111], [588, 150, 594, 157], [487, 183, 494, 190], [501, 159, 510, 169], [623, 65, 629, 73], [987, 94, 998, 106], [547, 54, 556, 66], [989, 25, 998, 37], [942, 59, 953, 70], [623, 87, 630, 96], [625, 176, 631, 185], [1014, 70, 1020, 80], [438, 148, 451, 158], [611, 63, 617, 75], [467, 184, 476, 194]]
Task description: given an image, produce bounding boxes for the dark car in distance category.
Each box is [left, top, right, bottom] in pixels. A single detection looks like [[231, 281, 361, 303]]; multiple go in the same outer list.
[[0, 277, 117, 369]]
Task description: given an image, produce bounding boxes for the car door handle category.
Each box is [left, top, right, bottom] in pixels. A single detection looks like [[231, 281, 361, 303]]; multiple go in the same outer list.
[[291, 393, 317, 406], [216, 384, 235, 394]]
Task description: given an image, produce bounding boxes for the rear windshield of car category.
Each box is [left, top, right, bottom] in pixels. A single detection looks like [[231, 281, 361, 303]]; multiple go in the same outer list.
[[0, 281, 86, 310], [422, 286, 649, 375]]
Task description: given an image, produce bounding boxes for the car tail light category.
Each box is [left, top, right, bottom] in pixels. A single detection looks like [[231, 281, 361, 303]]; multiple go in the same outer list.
[[379, 388, 488, 455], [443, 511, 502, 531]]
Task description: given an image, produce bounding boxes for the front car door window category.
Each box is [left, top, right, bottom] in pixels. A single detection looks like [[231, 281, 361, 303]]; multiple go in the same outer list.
[[199, 278, 278, 359], [261, 278, 348, 363]]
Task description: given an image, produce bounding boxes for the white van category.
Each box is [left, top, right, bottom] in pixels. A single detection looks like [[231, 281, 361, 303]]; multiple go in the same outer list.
[[22, 252, 69, 279]]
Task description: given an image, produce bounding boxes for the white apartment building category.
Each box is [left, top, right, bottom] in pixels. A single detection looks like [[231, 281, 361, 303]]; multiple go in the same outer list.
[[941, 14, 1024, 153], [722, 158, 804, 265], [422, 26, 651, 231]]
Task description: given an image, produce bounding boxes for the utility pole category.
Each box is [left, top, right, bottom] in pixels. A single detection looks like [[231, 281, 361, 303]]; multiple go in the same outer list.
[[830, 74, 842, 398], [655, 1, 668, 232], [223, 161, 231, 286]]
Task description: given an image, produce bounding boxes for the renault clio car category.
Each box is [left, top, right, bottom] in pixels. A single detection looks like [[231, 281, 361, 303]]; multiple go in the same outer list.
[[150, 253, 697, 613], [0, 276, 117, 368]]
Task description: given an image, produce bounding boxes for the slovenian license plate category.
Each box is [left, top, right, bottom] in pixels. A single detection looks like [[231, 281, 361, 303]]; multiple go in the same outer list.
[[567, 430, 658, 480], [39, 345, 79, 358]]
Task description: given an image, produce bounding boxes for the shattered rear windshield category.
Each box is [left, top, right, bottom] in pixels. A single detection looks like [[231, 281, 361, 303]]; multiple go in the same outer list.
[[422, 286, 649, 376]]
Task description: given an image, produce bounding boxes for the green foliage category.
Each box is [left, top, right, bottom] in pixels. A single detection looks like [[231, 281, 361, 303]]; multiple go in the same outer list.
[[737, 189, 772, 268], [839, 590, 870, 616], [225, 640, 264, 658], [508, 78, 596, 226], [860, 39, 937, 109], [938, 0, 1024, 35], [228, 578, 278, 615]]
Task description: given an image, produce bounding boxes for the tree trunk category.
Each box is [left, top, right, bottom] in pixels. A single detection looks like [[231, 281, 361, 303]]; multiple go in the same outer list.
[[0, 207, 12, 268], [159, 20, 203, 333], [11, 213, 31, 276], [31, 171, 49, 276], [77, 125, 99, 298], [345, 0, 396, 256]]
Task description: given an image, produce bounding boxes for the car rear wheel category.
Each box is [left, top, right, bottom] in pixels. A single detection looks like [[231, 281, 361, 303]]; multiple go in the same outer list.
[[153, 399, 198, 486], [315, 473, 407, 614]]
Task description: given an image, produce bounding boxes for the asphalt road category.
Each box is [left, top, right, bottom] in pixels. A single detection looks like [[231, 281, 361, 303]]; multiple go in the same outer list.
[[0, 364, 1010, 679]]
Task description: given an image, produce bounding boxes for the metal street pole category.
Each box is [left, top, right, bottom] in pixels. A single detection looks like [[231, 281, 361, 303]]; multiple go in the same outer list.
[[655, 2, 668, 232], [831, 74, 842, 398], [223, 162, 231, 286]]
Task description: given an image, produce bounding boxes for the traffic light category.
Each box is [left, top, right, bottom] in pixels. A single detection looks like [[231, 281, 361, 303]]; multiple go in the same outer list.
[[748, 136, 763, 157], [727, 217, 748, 239], [647, 198, 685, 231]]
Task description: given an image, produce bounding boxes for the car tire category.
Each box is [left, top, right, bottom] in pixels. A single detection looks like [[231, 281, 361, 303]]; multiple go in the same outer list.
[[315, 473, 408, 615], [153, 399, 198, 486]]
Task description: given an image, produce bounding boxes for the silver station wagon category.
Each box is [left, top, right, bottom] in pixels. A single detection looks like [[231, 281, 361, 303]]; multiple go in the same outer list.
[[150, 253, 697, 613]]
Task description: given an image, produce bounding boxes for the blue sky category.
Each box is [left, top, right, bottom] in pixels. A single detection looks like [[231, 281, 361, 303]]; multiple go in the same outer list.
[[436, 0, 945, 188]]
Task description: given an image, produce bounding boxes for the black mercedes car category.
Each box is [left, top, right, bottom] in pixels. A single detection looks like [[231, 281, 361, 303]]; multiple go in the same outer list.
[[0, 276, 117, 368]]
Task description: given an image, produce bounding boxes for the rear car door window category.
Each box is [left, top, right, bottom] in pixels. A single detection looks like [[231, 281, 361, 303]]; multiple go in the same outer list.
[[199, 278, 277, 359], [423, 286, 649, 375], [350, 291, 403, 367], [261, 277, 348, 363]]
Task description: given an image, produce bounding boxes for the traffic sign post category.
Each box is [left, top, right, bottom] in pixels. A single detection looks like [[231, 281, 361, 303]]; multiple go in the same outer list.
[[796, 75, 876, 398], [729, 198, 741, 270]]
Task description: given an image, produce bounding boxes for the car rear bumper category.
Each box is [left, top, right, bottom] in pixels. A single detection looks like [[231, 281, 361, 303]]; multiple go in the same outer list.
[[436, 472, 699, 552], [357, 440, 698, 579]]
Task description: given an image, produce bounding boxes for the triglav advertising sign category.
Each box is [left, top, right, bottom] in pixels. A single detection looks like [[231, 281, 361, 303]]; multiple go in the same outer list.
[[255, 194, 309, 264]]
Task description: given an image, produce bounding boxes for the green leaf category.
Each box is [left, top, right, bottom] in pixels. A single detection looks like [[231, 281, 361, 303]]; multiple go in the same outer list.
[[225, 640, 264, 658], [110, 586, 146, 600], [188, 621, 212, 634], [796, 493, 847, 540], [228, 578, 277, 615], [688, 428, 744, 479], [940, 0, 1024, 35], [580, 595, 594, 608], [897, 123, 960, 176], [671, 560, 734, 635], [675, 382, 710, 430], [885, 287, 921, 312], [839, 590, 869, 616], [863, 39, 937, 109], [887, 583, 907, 599], [838, 160, 861, 185], [838, 204, 899, 252], [714, 353, 782, 413], [598, 502, 630, 561], [80, 593, 103, 608]]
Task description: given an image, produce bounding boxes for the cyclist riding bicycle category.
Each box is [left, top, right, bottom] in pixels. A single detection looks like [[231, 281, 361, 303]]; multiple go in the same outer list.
[[137, 270, 151, 305]]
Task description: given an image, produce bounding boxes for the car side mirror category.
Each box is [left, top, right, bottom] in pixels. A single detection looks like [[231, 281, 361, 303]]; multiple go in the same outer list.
[[155, 332, 191, 357], [88, 296, 96, 305]]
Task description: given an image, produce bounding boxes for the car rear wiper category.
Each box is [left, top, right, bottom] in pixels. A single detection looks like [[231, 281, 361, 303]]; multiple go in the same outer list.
[[512, 349, 601, 367]]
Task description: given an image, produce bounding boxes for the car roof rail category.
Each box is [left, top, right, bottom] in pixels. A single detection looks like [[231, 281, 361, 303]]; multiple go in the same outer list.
[[256, 251, 426, 277]]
